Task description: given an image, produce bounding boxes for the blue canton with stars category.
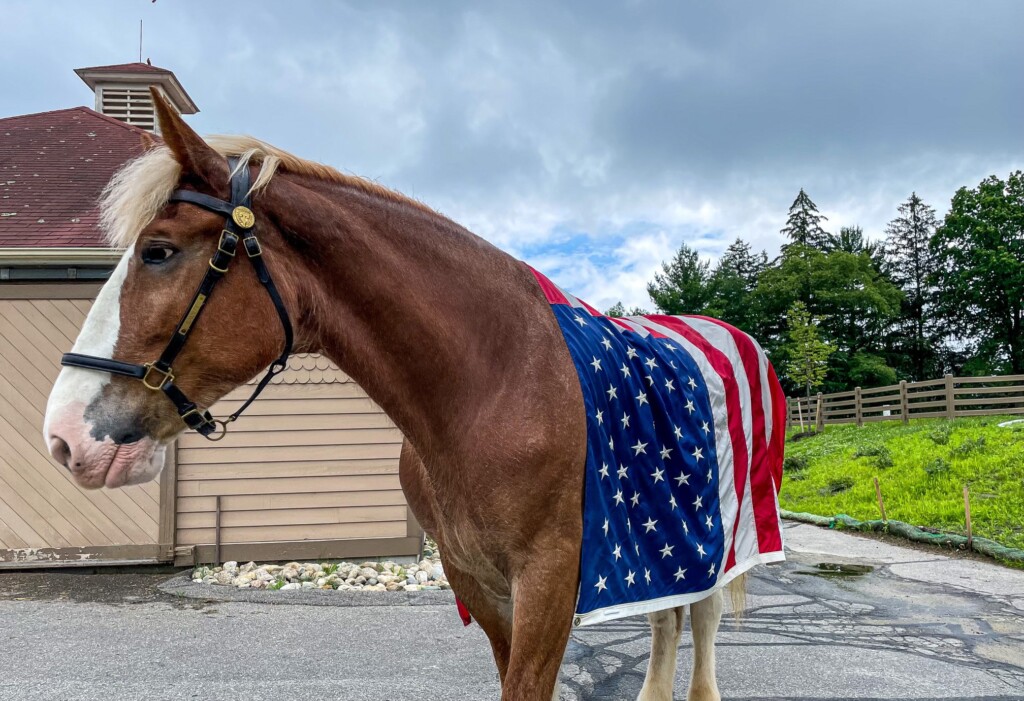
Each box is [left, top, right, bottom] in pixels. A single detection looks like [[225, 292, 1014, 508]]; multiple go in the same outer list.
[[549, 306, 725, 625]]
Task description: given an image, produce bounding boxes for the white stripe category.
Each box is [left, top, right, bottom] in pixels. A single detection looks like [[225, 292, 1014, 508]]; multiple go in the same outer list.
[[43, 247, 133, 440], [753, 337, 786, 549], [633, 317, 738, 583], [676, 317, 759, 573]]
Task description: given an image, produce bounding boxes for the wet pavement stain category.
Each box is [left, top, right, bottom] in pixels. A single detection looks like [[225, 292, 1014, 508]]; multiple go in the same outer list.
[[792, 561, 876, 578]]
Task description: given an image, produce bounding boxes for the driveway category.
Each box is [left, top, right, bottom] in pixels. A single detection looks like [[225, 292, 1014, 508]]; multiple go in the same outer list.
[[1, 522, 1022, 700]]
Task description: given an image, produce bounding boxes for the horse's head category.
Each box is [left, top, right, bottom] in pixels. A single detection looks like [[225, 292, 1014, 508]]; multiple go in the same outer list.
[[44, 92, 295, 489]]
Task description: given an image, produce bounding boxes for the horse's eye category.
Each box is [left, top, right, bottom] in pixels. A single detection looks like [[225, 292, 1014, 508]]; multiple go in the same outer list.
[[141, 245, 178, 265]]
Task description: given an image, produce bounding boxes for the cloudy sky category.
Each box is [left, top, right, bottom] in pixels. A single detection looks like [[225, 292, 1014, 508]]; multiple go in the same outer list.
[[3, 1, 1022, 309]]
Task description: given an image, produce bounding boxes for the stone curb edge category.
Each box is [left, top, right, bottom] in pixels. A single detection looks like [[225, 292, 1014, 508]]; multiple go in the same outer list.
[[159, 573, 457, 608]]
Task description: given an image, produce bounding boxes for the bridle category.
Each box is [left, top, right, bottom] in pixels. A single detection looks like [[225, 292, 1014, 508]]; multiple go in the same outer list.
[[61, 158, 293, 441]]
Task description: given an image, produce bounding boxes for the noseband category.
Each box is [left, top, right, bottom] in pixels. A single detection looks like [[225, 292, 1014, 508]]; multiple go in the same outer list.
[[61, 158, 293, 440]]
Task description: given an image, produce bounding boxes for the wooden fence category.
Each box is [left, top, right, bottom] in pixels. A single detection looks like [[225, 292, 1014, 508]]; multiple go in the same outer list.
[[788, 374, 1024, 430]]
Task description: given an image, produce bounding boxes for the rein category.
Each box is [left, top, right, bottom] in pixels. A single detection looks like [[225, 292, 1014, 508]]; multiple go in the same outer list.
[[61, 158, 293, 440]]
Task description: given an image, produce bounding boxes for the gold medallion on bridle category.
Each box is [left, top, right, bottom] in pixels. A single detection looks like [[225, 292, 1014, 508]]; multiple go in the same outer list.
[[231, 206, 256, 229]]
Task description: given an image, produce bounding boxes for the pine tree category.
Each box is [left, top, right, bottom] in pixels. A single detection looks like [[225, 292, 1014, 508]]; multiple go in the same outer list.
[[781, 189, 829, 250], [884, 193, 941, 379], [705, 238, 768, 334], [646, 243, 712, 315]]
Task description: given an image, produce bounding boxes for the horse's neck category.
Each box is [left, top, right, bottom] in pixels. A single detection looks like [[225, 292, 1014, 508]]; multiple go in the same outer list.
[[272, 176, 556, 458]]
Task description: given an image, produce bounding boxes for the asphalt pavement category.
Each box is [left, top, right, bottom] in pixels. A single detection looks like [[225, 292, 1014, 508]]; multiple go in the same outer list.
[[1, 522, 1022, 700]]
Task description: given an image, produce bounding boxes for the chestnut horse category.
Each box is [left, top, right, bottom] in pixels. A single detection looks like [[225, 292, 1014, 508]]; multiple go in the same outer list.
[[45, 92, 751, 700]]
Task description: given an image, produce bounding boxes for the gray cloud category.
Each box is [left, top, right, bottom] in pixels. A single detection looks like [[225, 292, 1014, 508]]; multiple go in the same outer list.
[[3, 1, 1022, 308]]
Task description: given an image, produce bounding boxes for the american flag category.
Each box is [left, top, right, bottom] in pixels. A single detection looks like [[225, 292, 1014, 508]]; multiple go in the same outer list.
[[530, 269, 787, 626]]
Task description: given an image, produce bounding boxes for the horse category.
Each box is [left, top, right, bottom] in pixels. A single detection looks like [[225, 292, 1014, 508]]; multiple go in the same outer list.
[[44, 90, 785, 701]]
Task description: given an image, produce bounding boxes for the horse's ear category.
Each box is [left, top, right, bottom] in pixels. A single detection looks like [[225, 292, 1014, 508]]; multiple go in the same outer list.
[[139, 130, 158, 152], [150, 87, 225, 186]]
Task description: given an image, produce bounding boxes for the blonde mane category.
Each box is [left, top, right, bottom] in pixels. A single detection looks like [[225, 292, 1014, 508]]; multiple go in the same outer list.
[[100, 135, 433, 248]]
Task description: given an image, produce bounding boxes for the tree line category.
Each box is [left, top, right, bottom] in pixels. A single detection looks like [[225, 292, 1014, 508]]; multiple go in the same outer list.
[[606, 171, 1024, 398]]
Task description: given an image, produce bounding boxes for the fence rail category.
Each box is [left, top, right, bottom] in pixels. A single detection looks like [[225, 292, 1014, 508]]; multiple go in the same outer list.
[[787, 374, 1024, 430]]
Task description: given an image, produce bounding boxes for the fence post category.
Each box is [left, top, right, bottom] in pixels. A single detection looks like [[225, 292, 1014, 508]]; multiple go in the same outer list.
[[785, 397, 792, 431], [854, 386, 863, 427], [815, 392, 824, 433], [944, 373, 955, 420], [900, 380, 909, 424]]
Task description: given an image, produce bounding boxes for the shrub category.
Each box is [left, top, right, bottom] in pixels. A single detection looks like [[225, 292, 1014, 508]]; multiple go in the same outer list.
[[952, 436, 986, 457], [784, 455, 810, 474], [854, 444, 893, 469], [927, 424, 953, 445], [822, 476, 855, 495], [924, 458, 951, 476]]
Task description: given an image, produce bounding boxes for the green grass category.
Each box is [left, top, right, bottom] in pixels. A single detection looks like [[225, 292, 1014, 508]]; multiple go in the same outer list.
[[780, 416, 1024, 551]]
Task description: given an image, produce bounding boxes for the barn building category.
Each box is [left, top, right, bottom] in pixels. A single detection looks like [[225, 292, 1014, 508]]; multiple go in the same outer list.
[[0, 63, 419, 567]]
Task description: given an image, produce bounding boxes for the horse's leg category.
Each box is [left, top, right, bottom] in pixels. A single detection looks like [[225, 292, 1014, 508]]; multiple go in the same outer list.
[[687, 591, 724, 701], [501, 543, 578, 700], [398, 440, 514, 679], [637, 606, 685, 701]]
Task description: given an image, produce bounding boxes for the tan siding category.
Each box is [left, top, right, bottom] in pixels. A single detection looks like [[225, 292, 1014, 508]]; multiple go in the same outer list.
[[175, 354, 412, 558], [0, 298, 161, 559]]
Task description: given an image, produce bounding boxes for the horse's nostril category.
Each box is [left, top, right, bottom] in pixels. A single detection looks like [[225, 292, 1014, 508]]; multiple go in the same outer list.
[[114, 429, 144, 445], [49, 436, 71, 470]]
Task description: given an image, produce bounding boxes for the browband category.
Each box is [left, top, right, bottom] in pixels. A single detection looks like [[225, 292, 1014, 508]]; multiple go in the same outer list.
[[61, 157, 293, 439]]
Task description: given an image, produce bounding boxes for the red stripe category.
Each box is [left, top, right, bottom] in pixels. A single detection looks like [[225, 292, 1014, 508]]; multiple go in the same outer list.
[[649, 315, 750, 573], [766, 362, 787, 495], [528, 267, 570, 305], [701, 317, 781, 554]]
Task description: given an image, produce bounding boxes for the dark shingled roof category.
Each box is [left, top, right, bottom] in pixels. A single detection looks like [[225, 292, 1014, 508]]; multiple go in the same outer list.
[[0, 106, 147, 248]]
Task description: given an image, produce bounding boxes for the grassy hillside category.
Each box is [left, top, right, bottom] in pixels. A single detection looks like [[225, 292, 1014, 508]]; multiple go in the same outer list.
[[779, 416, 1024, 551]]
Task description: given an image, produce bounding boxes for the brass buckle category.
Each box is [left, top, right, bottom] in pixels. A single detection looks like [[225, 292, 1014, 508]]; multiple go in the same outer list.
[[142, 363, 173, 391], [209, 257, 230, 273], [217, 231, 237, 257], [243, 235, 262, 257]]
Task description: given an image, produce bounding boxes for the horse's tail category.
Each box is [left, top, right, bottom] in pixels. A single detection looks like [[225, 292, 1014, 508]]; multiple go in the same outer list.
[[727, 572, 748, 622]]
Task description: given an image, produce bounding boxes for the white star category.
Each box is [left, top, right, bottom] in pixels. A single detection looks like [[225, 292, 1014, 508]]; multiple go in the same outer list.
[[595, 575, 607, 593], [693, 494, 704, 509], [688, 377, 698, 390], [673, 425, 683, 440], [612, 543, 622, 561], [644, 568, 652, 584], [643, 517, 658, 533], [651, 466, 665, 483], [705, 514, 714, 529], [685, 399, 696, 414], [607, 384, 618, 400], [701, 420, 711, 435], [682, 520, 689, 535], [635, 542, 640, 556], [669, 494, 678, 510], [626, 518, 632, 532], [617, 464, 629, 480], [645, 374, 654, 386], [669, 360, 677, 369], [632, 439, 648, 455], [660, 445, 673, 460], [590, 356, 602, 372], [660, 543, 674, 559], [708, 563, 716, 577], [613, 489, 624, 506], [621, 413, 631, 429], [620, 363, 631, 378], [599, 463, 610, 479], [635, 391, 649, 406], [602, 518, 610, 536], [696, 543, 706, 558], [630, 492, 640, 507], [692, 447, 704, 462], [707, 469, 714, 484], [674, 566, 687, 581], [644, 356, 658, 370], [665, 343, 677, 351], [625, 570, 636, 586], [675, 471, 690, 487], [609, 436, 615, 451], [601, 337, 613, 350], [595, 409, 604, 425], [574, 314, 587, 326], [626, 347, 638, 359], [664, 378, 675, 392]]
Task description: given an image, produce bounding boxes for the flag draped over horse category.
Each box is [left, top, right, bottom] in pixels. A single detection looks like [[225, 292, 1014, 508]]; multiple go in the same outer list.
[[531, 269, 787, 626]]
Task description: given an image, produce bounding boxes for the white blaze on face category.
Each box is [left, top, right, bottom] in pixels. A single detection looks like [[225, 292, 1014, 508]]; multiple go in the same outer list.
[[43, 246, 133, 441], [43, 245, 166, 489]]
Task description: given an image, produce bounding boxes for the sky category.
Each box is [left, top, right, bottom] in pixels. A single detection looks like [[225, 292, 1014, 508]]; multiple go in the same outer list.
[[3, 1, 1022, 310]]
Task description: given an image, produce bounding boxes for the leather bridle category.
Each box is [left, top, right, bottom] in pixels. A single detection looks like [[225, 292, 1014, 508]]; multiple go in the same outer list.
[[61, 158, 293, 441]]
